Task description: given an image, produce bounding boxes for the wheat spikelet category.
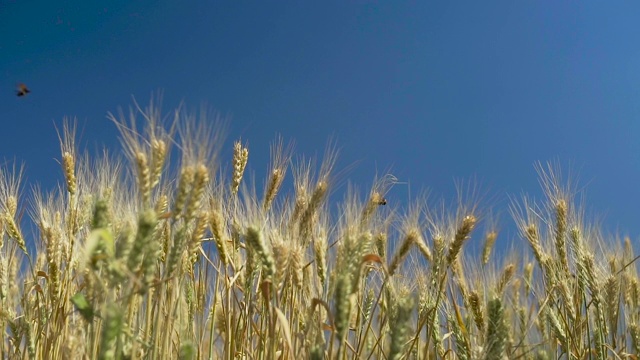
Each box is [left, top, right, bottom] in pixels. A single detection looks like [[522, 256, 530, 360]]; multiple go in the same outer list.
[[375, 231, 387, 260], [42, 226, 60, 300], [2, 213, 25, 253], [554, 199, 569, 273], [312, 233, 327, 287], [165, 224, 188, 279], [263, 168, 284, 211], [414, 236, 432, 264], [244, 226, 274, 280], [604, 274, 620, 337], [482, 231, 497, 265], [283, 242, 304, 291], [208, 205, 229, 266], [546, 307, 567, 348], [0, 164, 25, 252], [154, 193, 169, 216], [135, 151, 151, 204], [333, 272, 352, 342], [388, 229, 419, 276], [447, 215, 476, 266], [6, 196, 17, 218], [188, 211, 208, 264], [231, 141, 248, 196], [525, 224, 546, 267], [62, 151, 76, 195], [272, 239, 290, 290], [173, 166, 195, 220], [263, 136, 292, 211], [150, 138, 167, 189], [185, 164, 209, 222], [430, 234, 446, 290], [332, 230, 362, 343], [469, 290, 485, 333], [523, 262, 534, 294], [0, 256, 7, 300], [299, 180, 328, 243], [58, 120, 78, 197], [496, 263, 515, 295]]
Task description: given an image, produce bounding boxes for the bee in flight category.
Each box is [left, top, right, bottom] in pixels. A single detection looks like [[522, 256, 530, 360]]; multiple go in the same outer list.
[[16, 83, 30, 97]]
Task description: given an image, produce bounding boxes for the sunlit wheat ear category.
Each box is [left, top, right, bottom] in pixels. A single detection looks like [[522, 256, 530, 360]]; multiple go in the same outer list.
[[62, 151, 77, 196], [604, 274, 620, 334], [187, 211, 208, 265], [0, 163, 26, 252], [0, 256, 7, 300], [231, 140, 249, 196], [3, 214, 25, 253], [580, 252, 607, 359], [299, 180, 328, 243], [173, 166, 195, 220], [554, 199, 569, 273], [154, 193, 169, 217], [56, 119, 78, 198], [447, 215, 477, 266], [41, 226, 60, 300], [482, 231, 498, 265], [624, 236, 635, 263], [372, 231, 387, 261], [496, 263, 515, 295], [185, 164, 209, 222], [412, 240, 431, 270], [331, 230, 359, 343], [525, 223, 546, 267], [263, 136, 293, 211], [333, 271, 352, 342], [313, 232, 327, 287], [208, 204, 229, 266], [469, 290, 485, 333], [523, 262, 534, 294], [388, 228, 419, 276], [546, 307, 567, 349], [271, 238, 288, 289], [150, 138, 167, 188], [134, 151, 151, 205], [569, 226, 584, 260], [245, 226, 274, 280], [263, 168, 284, 211]]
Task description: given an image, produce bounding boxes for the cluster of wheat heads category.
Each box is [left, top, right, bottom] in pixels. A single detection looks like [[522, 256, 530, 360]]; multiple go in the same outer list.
[[0, 100, 639, 360]]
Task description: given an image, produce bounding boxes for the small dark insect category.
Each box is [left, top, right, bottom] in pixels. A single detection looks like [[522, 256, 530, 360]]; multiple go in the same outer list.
[[377, 198, 387, 206], [16, 83, 30, 97]]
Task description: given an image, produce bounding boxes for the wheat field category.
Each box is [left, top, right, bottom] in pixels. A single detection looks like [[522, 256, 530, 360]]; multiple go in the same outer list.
[[0, 99, 638, 360]]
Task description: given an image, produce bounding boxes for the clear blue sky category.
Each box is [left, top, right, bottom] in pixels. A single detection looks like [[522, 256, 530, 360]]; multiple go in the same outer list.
[[2, 2, 640, 242]]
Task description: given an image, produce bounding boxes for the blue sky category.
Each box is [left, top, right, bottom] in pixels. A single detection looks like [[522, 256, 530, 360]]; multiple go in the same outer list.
[[2, 2, 640, 242]]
